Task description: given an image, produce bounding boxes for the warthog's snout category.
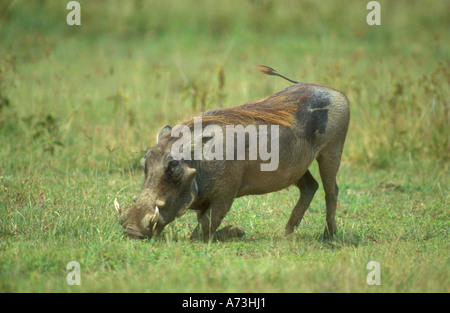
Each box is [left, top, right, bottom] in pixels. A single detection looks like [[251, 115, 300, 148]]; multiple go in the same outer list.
[[125, 226, 145, 239], [115, 199, 160, 240]]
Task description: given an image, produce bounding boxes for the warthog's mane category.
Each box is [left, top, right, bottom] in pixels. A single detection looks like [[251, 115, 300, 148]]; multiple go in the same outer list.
[[182, 84, 320, 129]]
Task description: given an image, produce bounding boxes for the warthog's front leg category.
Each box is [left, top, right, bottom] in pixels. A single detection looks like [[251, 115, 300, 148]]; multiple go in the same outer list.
[[190, 196, 236, 242]]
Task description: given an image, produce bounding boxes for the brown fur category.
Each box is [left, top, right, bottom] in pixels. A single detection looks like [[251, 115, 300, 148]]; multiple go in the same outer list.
[[182, 85, 320, 129], [183, 102, 298, 128]]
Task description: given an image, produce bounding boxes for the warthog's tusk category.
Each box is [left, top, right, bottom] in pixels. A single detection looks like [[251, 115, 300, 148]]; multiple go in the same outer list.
[[177, 207, 188, 218], [152, 206, 160, 233], [114, 198, 121, 214]]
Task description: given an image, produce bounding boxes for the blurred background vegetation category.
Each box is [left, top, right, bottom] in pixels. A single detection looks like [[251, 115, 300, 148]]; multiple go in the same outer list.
[[0, 0, 448, 172]]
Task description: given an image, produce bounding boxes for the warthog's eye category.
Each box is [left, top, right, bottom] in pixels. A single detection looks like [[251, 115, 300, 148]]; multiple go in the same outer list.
[[166, 159, 183, 182]]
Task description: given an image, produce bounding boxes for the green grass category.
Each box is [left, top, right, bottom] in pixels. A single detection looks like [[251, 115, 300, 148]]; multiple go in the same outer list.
[[0, 0, 448, 292]]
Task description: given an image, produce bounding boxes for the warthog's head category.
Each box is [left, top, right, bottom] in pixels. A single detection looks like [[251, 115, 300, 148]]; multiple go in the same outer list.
[[115, 126, 198, 239]]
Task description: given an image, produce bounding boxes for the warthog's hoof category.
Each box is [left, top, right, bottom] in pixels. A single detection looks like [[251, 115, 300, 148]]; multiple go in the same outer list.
[[214, 225, 245, 241], [284, 225, 295, 236], [322, 226, 337, 241]]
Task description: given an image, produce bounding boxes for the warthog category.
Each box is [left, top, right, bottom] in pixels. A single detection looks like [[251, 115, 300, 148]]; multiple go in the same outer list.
[[115, 65, 350, 241]]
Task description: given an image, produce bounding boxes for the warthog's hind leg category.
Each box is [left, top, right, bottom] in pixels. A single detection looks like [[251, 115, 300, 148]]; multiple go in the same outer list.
[[285, 170, 319, 236], [317, 148, 343, 240]]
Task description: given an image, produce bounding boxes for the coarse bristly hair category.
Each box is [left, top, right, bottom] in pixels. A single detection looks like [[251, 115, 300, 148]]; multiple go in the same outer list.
[[182, 84, 319, 129]]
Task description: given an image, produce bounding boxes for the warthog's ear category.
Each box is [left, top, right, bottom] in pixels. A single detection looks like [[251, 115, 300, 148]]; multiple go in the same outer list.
[[157, 125, 172, 144]]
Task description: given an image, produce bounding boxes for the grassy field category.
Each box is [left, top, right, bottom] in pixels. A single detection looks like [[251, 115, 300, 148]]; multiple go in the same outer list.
[[0, 0, 448, 293]]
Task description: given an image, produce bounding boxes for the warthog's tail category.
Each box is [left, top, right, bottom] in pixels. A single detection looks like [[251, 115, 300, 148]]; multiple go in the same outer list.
[[255, 65, 302, 84]]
